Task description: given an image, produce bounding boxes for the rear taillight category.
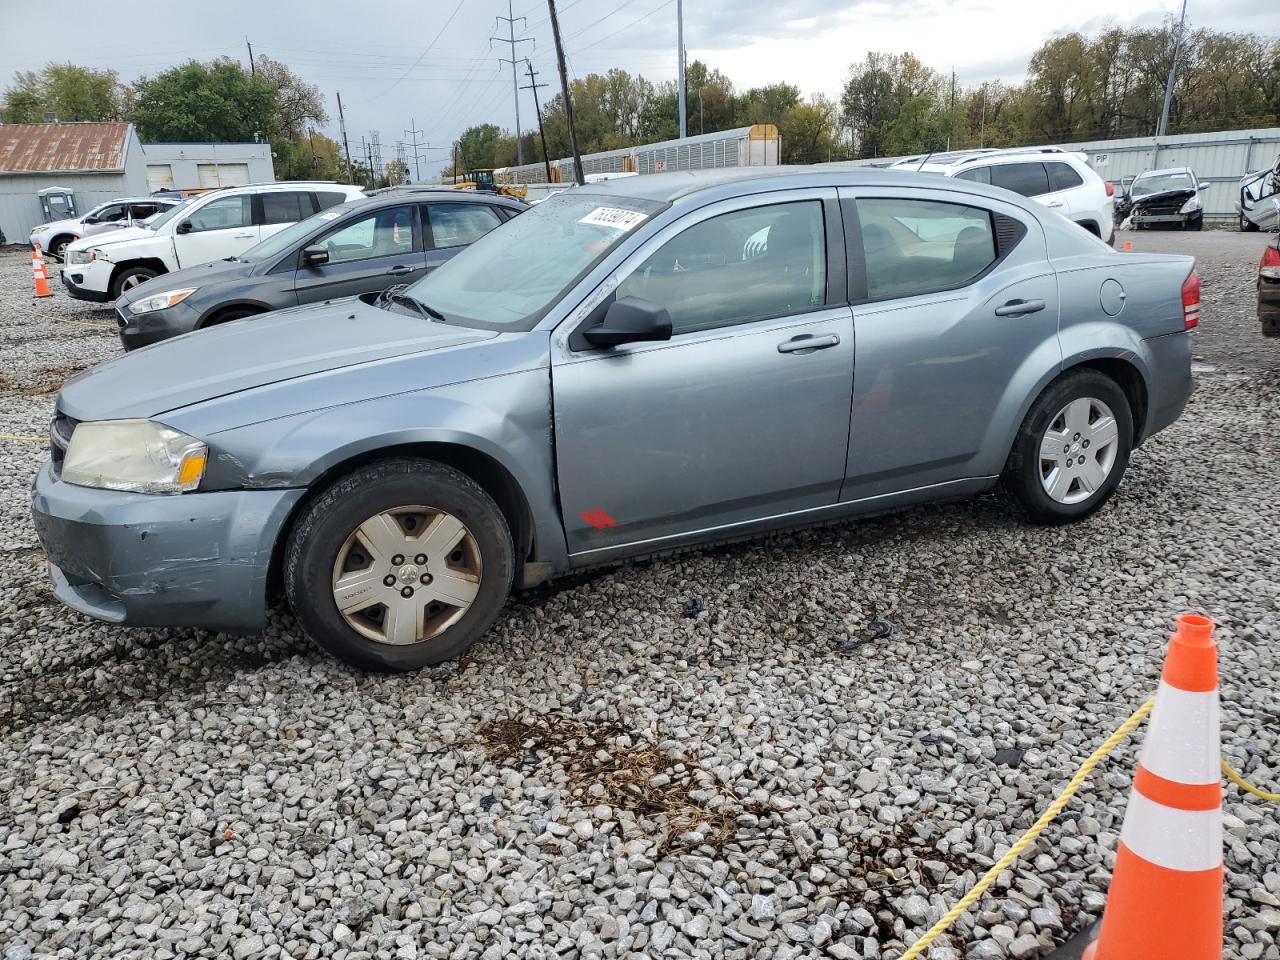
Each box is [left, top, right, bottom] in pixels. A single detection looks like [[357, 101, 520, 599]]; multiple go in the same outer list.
[[1105, 182, 1115, 197], [1260, 244, 1280, 280], [1181, 269, 1201, 330]]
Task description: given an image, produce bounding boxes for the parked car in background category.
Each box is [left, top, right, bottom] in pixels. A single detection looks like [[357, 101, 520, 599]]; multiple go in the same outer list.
[[1237, 156, 1280, 232], [115, 192, 525, 350], [1260, 236, 1280, 336], [33, 168, 1198, 672], [892, 147, 1115, 243], [1126, 167, 1208, 230], [29, 198, 181, 261], [60, 182, 366, 302]]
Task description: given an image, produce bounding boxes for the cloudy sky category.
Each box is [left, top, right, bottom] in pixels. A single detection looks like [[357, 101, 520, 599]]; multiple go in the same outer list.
[[0, 0, 1261, 178]]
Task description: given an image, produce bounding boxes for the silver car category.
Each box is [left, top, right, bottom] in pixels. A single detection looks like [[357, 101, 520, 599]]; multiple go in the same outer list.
[[32, 168, 1198, 671]]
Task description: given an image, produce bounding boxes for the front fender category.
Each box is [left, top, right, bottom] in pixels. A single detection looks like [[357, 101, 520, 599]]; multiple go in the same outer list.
[[193, 368, 568, 570]]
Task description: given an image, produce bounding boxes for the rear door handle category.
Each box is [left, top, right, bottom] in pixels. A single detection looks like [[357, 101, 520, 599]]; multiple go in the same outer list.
[[386, 265, 417, 276], [233, 232, 256, 239], [778, 333, 840, 353], [994, 298, 1046, 317]]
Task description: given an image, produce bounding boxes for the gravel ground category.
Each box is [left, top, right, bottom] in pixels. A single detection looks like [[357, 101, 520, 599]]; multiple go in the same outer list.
[[1, 234, 1278, 960]]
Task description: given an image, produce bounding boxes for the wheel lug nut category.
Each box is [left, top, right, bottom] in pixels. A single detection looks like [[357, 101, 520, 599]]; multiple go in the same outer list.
[[420, 573, 433, 585], [382, 575, 396, 587], [414, 554, 427, 565], [1078, 456, 1085, 464], [400, 586, 414, 598], [1082, 439, 1090, 448], [391, 554, 405, 566], [1073, 432, 1080, 441]]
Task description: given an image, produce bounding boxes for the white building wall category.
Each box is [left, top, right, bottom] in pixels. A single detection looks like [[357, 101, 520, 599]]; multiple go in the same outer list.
[[139, 142, 275, 192]]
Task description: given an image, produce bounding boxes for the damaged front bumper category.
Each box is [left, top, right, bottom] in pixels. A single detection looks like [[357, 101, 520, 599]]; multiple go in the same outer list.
[[31, 462, 303, 632]]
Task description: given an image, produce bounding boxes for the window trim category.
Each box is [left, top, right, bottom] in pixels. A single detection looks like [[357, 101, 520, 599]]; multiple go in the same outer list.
[[565, 189, 844, 351], [844, 195, 1018, 306], [422, 201, 505, 251]]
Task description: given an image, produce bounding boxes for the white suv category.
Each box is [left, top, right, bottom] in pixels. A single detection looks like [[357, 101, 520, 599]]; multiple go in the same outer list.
[[30, 198, 181, 261], [892, 148, 1115, 243], [61, 182, 366, 303]]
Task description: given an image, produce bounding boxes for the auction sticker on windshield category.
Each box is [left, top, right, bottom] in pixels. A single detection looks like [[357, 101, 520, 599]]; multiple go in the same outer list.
[[579, 207, 647, 231]]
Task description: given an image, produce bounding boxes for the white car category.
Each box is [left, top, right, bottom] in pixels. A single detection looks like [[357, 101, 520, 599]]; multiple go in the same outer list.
[[61, 182, 366, 303], [892, 147, 1115, 243], [29, 198, 180, 261]]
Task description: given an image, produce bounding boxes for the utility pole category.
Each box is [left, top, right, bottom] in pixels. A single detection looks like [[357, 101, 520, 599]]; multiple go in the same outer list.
[[948, 69, 956, 151], [677, 0, 687, 138], [521, 59, 553, 183], [453, 144, 459, 184], [1156, 0, 1188, 138], [547, 0, 584, 185], [336, 91, 355, 184], [246, 36, 255, 75], [492, 0, 534, 166], [404, 118, 425, 182]]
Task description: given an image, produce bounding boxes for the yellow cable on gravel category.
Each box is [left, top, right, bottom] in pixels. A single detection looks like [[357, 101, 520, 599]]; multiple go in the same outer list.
[[1223, 757, 1280, 801], [27, 308, 114, 329], [898, 697, 1156, 960], [0, 434, 47, 443]]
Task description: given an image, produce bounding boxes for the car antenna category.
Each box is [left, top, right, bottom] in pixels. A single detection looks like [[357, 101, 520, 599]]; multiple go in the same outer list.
[[915, 151, 935, 172]]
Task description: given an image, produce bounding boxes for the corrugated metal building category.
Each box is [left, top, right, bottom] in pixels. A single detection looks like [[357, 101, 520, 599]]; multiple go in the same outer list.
[[0, 122, 147, 240], [141, 141, 275, 193], [819, 127, 1280, 225]]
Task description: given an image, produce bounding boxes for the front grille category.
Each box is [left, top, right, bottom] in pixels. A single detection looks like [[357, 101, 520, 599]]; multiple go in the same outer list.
[[1136, 197, 1187, 216], [50, 412, 77, 472]]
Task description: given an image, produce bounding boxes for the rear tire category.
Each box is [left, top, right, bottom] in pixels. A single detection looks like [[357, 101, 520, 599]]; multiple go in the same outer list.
[[110, 265, 158, 300], [284, 458, 514, 672], [1003, 370, 1133, 524]]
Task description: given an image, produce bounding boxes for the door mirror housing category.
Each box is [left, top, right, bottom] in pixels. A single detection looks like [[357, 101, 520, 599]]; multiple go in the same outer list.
[[175, 220, 192, 235], [302, 244, 330, 266], [582, 296, 672, 348], [82, 216, 99, 225], [1197, 182, 1211, 192]]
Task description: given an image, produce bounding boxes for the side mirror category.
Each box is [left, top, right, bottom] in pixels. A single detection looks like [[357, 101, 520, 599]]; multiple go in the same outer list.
[[83, 216, 99, 225], [302, 244, 330, 266], [175, 220, 192, 235], [582, 296, 672, 348], [1198, 182, 1211, 192]]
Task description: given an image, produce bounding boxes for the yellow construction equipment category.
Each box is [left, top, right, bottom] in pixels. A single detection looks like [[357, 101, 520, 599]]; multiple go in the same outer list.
[[452, 169, 528, 200]]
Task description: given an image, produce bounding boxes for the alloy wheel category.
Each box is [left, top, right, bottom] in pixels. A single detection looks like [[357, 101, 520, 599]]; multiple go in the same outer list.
[[1038, 397, 1119, 504], [330, 506, 483, 645]]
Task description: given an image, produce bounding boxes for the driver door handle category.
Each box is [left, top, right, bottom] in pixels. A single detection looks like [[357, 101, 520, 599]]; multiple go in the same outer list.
[[994, 298, 1046, 317], [233, 232, 256, 239], [778, 333, 840, 353], [386, 265, 417, 275]]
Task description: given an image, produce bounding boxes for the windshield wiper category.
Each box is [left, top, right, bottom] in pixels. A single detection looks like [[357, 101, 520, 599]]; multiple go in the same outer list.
[[378, 285, 446, 322]]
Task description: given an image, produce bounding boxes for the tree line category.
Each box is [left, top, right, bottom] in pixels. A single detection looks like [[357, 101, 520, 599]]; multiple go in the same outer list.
[[5, 20, 1278, 186]]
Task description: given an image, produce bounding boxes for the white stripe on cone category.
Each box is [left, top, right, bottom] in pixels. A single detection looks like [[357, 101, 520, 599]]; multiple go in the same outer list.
[[1140, 681, 1221, 785], [1119, 791, 1222, 872]]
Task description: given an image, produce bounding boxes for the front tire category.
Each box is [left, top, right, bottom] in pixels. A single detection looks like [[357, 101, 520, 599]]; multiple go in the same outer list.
[[49, 236, 74, 260], [1004, 370, 1133, 524], [110, 265, 158, 300], [284, 458, 514, 672]]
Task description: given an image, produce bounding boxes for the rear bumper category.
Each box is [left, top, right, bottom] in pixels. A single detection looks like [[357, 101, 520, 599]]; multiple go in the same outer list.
[[1141, 330, 1194, 442], [31, 461, 303, 632], [1260, 278, 1280, 337]]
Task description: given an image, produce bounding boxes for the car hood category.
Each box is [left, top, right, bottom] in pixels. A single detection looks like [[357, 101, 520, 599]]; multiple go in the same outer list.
[[116, 257, 256, 309], [70, 225, 153, 251], [58, 298, 498, 421], [35, 216, 81, 236], [1131, 187, 1197, 207]]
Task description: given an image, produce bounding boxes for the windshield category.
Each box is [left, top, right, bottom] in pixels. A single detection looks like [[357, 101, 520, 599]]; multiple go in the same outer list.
[[1132, 172, 1195, 196], [238, 205, 350, 261], [146, 197, 197, 231], [402, 193, 665, 330]]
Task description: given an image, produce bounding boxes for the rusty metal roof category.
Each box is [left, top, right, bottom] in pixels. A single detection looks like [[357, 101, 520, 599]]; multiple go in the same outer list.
[[0, 122, 132, 175]]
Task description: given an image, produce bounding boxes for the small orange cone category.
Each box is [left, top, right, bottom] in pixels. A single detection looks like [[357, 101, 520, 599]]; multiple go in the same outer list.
[[1122, 240, 1133, 251], [1085, 614, 1222, 960], [32, 245, 52, 298]]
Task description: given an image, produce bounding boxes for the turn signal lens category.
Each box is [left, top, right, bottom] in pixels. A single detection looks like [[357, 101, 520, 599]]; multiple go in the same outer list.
[[1260, 245, 1280, 281]]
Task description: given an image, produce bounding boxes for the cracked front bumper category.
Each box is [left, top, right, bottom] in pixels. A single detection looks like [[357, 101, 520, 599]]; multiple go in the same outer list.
[[31, 462, 303, 632]]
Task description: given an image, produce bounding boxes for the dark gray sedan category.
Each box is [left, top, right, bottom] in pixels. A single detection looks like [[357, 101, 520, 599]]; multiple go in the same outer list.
[[114, 191, 526, 350]]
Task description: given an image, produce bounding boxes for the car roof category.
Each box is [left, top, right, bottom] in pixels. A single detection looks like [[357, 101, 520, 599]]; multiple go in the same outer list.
[[339, 191, 525, 212], [565, 166, 1036, 205]]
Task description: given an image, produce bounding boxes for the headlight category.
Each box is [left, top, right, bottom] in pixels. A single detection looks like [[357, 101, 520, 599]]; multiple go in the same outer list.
[[65, 249, 92, 265], [62, 420, 207, 494], [1180, 196, 1202, 214], [129, 288, 197, 314]]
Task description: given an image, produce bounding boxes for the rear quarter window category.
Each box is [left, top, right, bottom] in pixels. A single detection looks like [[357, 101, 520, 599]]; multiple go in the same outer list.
[[1046, 163, 1085, 191], [316, 191, 350, 211]]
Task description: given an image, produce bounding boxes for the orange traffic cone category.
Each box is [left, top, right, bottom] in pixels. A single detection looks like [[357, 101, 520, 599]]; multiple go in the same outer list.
[[1085, 614, 1222, 960], [1122, 240, 1133, 251], [32, 245, 52, 298]]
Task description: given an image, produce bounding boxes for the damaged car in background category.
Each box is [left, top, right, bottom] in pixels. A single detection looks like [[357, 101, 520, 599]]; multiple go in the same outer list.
[[1125, 167, 1209, 230], [1237, 155, 1280, 232]]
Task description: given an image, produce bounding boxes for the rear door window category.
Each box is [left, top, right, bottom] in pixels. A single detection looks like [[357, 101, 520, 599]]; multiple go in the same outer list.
[[1046, 162, 1084, 191], [856, 197, 997, 301], [989, 162, 1050, 197]]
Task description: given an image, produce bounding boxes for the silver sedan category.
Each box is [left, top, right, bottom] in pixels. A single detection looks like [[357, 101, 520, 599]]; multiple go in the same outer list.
[[33, 168, 1197, 671]]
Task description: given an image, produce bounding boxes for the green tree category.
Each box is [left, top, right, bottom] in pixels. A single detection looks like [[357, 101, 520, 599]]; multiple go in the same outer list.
[[132, 59, 276, 142], [3, 63, 127, 123], [778, 95, 838, 163], [453, 123, 503, 173]]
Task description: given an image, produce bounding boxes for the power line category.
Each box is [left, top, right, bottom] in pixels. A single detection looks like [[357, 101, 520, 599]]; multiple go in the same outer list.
[[359, 0, 468, 102]]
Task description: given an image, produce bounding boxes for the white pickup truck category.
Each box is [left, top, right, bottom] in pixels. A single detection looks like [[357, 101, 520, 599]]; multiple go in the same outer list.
[[61, 181, 365, 302]]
